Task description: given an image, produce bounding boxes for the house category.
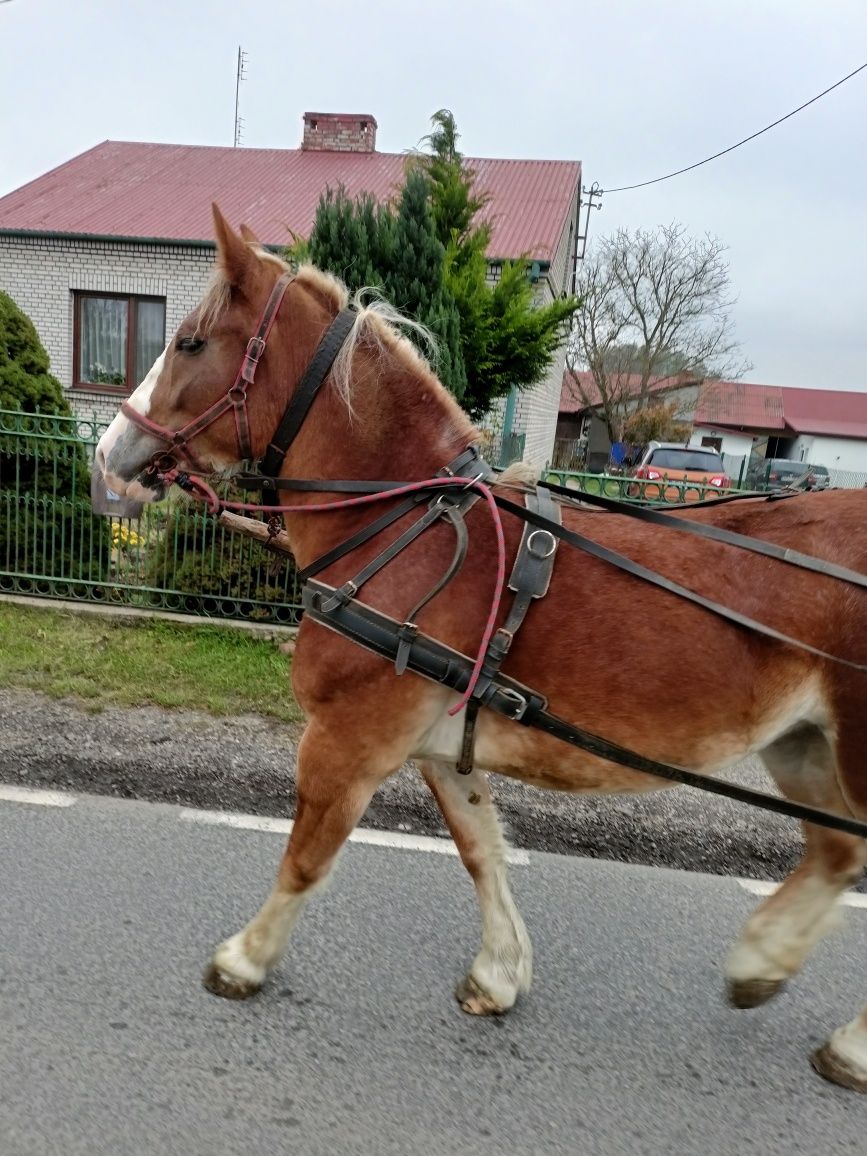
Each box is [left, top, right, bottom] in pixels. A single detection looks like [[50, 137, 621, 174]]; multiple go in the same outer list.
[[692, 382, 867, 483], [557, 368, 701, 471], [0, 113, 582, 466], [560, 371, 867, 485]]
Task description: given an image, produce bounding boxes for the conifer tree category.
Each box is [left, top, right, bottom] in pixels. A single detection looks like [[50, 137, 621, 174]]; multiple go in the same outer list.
[[0, 290, 109, 580]]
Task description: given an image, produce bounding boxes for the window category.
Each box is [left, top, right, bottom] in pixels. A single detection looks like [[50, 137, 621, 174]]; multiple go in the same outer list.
[[73, 293, 166, 392]]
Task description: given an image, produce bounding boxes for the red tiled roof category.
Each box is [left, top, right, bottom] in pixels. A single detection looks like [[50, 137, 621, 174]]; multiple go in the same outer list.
[[780, 387, 867, 439], [564, 372, 867, 440], [695, 381, 867, 439], [694, 381, 786, 430], [0, 140, 581, 263], [560, 369, 694, 413]]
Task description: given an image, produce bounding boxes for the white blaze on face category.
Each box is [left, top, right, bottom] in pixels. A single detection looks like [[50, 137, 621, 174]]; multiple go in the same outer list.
[[95, 348, 168, 495]]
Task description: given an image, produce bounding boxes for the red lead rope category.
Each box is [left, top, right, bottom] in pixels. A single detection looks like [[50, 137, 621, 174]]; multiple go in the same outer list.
[[161, 469, 507, 716]]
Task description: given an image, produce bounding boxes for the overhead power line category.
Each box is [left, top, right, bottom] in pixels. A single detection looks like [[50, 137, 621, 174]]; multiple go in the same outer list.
[[602, 59, 867, 194]]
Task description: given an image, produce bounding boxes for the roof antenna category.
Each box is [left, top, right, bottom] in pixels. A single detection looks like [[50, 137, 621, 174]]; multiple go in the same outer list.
[[233, 46, 248, 147]]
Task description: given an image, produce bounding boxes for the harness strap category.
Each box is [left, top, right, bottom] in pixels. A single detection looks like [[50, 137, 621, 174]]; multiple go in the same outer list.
[[458, 486, 562, 774], [542, 479, 867, 590], [494, 494, 867, 676], [302, 578, 867, 841], [298, 446, 491, 581], [260, 308, 358, 499]]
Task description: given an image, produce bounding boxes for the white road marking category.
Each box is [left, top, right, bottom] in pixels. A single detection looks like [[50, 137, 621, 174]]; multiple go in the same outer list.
[[178, 806, 530, 865], [0, 785, 76, 807], [179, 808, 293, 835], [738, 876, 867, 910]]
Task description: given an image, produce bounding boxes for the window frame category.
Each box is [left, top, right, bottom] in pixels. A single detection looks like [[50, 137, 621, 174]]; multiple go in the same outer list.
[[72, 291, 166, 395]]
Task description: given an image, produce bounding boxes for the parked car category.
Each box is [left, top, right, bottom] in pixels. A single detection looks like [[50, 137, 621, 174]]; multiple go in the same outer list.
[[627, 442, 731, 501], [806, 464, 830, 491], [746, 458, 814, 491]]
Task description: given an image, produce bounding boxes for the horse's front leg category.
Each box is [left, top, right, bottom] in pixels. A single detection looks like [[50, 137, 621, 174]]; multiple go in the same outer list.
[[421, 759, 532, 1015], [203, 719, 391, 999]]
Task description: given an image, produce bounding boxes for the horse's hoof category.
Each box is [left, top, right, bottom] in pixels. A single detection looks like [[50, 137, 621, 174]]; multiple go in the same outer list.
[[202, 961, 262, 1000], [455, 974, 507, 1016], [811, 1042, 867, 1093], [726, 977, 786, 1009]]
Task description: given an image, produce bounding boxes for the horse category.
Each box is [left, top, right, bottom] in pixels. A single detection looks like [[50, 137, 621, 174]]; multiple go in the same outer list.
[[95, 204, 867, 1093]]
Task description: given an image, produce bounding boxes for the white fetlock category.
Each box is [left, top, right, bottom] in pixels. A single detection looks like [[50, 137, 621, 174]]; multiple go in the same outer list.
[[726, 939, 790, 985], [213, 932, 267, 988]]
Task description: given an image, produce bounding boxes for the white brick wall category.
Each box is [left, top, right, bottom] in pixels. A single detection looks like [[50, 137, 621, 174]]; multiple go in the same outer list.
[[505, 194, 578, 468], [0, 235, 215, 425]]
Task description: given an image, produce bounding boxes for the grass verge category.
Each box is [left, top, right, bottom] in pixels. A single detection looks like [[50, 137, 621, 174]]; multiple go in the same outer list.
[[0, 603, 302, 722]]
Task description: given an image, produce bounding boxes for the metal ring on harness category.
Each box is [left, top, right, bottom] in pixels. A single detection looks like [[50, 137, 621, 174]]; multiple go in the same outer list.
[[527, 529, 557, 559]]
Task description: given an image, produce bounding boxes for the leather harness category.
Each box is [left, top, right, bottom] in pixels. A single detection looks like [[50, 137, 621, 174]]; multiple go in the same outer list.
[[123, 281, 867, 841]]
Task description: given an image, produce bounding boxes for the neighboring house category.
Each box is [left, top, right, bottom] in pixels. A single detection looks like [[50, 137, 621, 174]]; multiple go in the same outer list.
[[558, 369, 701, 470], [0, 112, 581, 466], [692, 381, 867, 483], [559, 370, 867, 484]]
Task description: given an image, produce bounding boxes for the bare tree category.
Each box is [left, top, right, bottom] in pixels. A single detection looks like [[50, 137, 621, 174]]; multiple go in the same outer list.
[[568, 224, 750, 442]]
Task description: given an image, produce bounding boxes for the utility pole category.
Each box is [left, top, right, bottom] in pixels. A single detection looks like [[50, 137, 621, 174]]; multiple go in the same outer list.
[[233, 47, 248, 147]]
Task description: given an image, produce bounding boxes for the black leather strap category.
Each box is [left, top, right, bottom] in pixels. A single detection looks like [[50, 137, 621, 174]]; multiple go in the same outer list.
[[298, 446, 491, 581], [541, 479, 867, 590], [457, 486, 562, 773], [494, 494, 867, 675], [260, 308, 357, 491]]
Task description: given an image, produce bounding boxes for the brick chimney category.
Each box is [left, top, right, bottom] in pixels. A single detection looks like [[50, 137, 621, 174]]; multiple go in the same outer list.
[[301, 112, 377, 153]]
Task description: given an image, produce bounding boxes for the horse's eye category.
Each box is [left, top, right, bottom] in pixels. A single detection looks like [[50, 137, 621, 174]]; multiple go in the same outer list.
[[177, 336, 206, 355]]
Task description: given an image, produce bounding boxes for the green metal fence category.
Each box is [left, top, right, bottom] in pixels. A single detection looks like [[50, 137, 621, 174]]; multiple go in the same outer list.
[[542, 467, 741, 505], [0, 408, 303, 624]]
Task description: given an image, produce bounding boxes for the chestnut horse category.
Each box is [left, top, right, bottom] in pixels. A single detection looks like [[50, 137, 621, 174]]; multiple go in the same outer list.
[[95, 206, 867, 1092]]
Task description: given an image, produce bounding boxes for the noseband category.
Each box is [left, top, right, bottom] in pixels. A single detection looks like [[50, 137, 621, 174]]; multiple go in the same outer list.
[[120, 272, 354, 481]]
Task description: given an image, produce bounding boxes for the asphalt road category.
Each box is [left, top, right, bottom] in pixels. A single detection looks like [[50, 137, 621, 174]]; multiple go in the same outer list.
[[0, 688, 811, 883], [2, 789, 866, 1155]]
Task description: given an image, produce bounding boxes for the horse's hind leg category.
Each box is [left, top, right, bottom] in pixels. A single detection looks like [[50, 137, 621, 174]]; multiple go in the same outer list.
[[726, 725, 867, 1009], [421, 760, 532, 1015], [204, 721, 390, 1000]]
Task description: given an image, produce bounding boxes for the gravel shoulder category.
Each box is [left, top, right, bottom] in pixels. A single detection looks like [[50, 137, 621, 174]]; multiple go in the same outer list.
[[0, 687, 817, 884]]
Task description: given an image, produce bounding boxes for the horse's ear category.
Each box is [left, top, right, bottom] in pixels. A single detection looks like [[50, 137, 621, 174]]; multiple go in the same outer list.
[[211, 203, 252, 288], [239, 223, 261, 244]]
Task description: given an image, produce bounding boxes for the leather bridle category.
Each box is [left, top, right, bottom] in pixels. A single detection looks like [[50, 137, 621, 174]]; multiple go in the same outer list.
[[120, 272, 296, 476]]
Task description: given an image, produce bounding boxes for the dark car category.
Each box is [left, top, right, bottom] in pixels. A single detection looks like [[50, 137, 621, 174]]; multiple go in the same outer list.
[[806, 464, 830, 491], [746, 458, 813, 491]]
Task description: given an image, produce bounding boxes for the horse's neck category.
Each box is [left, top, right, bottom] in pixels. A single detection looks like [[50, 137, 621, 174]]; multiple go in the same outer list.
[[279, 334, 476, 570]]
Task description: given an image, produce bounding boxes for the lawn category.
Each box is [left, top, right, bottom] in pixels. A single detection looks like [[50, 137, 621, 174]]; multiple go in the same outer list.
[[0, 603, 303, 722]]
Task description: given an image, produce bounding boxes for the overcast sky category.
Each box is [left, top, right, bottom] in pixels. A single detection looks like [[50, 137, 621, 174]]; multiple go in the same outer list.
[[1, 0, 865, 391]]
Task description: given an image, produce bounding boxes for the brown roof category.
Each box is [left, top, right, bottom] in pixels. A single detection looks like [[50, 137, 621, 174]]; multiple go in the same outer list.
[[0, 140, 581, 263], [694, 381, 786, 430], [695, 381, 867, 439], [562, 371, 867, 441]]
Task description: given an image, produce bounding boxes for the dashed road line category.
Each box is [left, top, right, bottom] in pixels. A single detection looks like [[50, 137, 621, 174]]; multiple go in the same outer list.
[[178, 805, 531, 865], [738, 876, 867, 910], [0, 785, 76, 807]]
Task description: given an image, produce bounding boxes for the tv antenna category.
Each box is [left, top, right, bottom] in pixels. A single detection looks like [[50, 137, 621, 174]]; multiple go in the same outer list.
[[234, 46, 248, 147]]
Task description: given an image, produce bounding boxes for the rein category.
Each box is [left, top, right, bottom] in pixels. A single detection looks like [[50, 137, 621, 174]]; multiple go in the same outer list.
[[129, 282, 867, 841]]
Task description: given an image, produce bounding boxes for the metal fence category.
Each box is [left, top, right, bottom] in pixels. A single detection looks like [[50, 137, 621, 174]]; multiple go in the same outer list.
[[0, 408, 303, 624], [542, 468, 741, 505]]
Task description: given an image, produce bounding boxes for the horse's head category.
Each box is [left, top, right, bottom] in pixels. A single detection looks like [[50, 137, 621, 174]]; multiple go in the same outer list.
[[95, 205, 331, 503]]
